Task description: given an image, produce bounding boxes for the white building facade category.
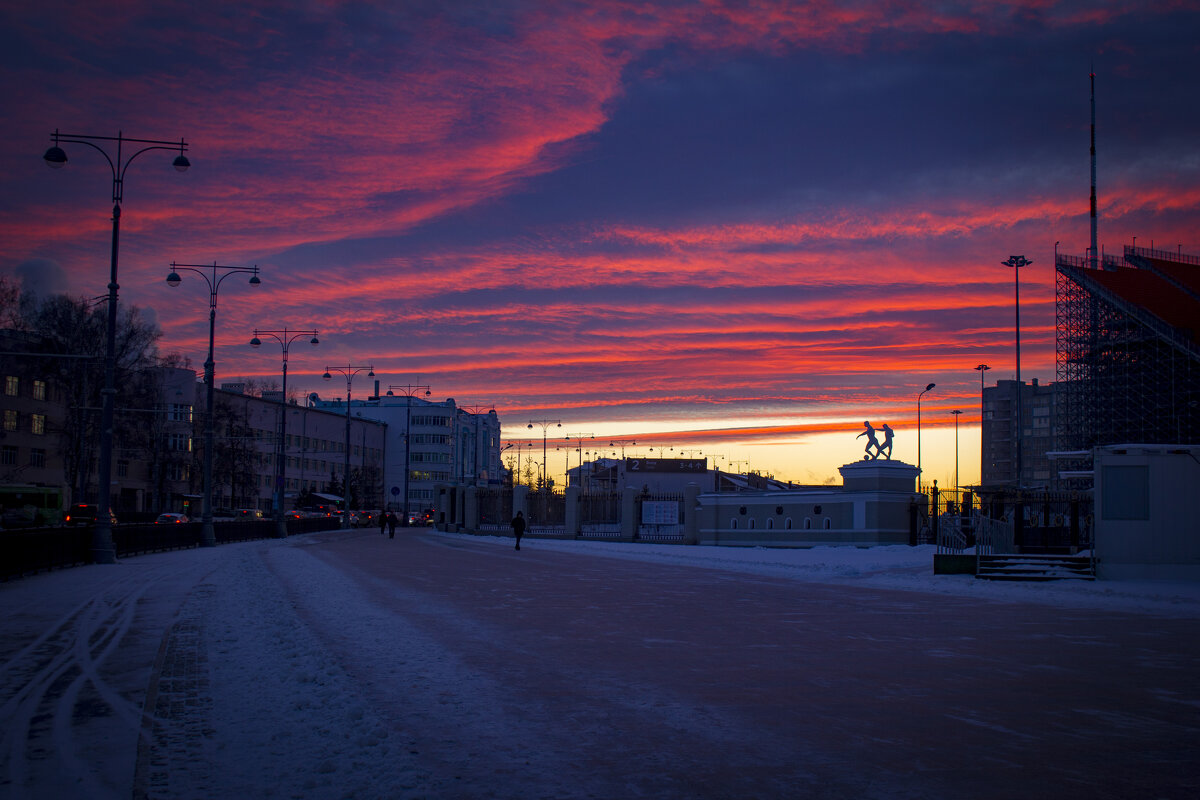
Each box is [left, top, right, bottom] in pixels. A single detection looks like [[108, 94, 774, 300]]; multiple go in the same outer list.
[[313, 393, 502, 517]]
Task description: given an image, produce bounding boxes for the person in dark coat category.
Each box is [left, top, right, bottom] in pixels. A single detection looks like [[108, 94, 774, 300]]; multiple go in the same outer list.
[[386, 511, 397, 538], [379, 510, 387, 535], [510, 510, 526, 550]]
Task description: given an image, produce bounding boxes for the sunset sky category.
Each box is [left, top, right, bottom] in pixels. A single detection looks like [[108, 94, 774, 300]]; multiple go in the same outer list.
[[4, 1, 1199, 488]]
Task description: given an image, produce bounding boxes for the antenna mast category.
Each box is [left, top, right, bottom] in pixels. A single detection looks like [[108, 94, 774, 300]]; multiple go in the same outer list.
[[1090, 69, 1099, 269]]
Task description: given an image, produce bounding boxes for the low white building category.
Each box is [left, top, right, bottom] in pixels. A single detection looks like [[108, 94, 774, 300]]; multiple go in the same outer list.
[[1093, 444, 1200, 580]]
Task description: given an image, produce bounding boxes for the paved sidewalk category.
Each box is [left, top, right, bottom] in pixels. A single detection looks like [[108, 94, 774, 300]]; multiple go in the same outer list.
[[2, 529, 1198, 798]]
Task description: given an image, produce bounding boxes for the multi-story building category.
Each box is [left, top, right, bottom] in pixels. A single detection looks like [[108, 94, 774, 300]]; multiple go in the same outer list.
[[980, 379, 1060, 490], [314, 392, 502, 517], [209, 384, 387, 513]]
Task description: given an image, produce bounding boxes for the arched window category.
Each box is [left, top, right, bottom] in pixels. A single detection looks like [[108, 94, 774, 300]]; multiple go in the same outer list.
[[730, 518, 738, 529], [748, 518, 755, 529], [785, 518, 793, 529], [823, 518, 832, 530], [766, 518, 774, 529], [804, 517, 812, 530]]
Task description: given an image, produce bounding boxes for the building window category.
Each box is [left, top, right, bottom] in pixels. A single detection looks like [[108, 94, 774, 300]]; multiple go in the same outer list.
[[766, 518, 774, 529], [823, 518, 832, 530], [4, 376, 17, 396], [167, 463, 189, 482], [1, 445, 16, 465], [747, 518, 755, 529], [730, 518, 738, 529], [168, 433, 191, 452], [168, 403, 192, 422], [30, 448, 46, 468], [117, 459, 129, 478], [32, 380, 46, 401], [31, 414, 45, 435], [804, 517, 812, 530], [3, 410, 16, 432], [785, 518, 793, 530]]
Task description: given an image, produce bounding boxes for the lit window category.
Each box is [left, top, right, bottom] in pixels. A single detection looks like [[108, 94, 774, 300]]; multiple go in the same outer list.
[[32, 380, 46, 401], [31, 414, 45, 435], [3, 410, 16, 432], [4, 376, 17, 396]]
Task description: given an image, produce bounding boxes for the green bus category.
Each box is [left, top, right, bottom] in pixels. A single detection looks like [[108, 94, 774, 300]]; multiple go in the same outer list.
[[0, 485, 65, 528]]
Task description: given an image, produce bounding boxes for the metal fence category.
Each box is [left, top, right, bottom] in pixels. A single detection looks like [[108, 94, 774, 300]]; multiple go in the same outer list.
[[1, 517, 343, 580], [476, 488, 513, 527]]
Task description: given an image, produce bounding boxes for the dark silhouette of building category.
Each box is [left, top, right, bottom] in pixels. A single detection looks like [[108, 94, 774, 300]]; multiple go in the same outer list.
[[981, 379, 1060, 490]]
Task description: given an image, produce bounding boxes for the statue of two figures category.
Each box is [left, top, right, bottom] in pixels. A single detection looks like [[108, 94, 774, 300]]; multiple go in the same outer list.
[[857, 421, 894, 460]]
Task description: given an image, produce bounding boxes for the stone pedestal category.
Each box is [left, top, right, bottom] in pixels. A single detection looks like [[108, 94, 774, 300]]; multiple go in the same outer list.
[[838, 459, 920, 492]]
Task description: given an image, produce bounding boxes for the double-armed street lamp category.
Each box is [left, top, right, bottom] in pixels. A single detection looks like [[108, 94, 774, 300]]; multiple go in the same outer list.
[[917, 382, 936, 483], [167, 262, 261, 547], [251, 327, 319, 538], [527, 419, 562, 491], [324, 363, 374, 527], [389, 383, 431, 525], [43, 129, 191, 564]]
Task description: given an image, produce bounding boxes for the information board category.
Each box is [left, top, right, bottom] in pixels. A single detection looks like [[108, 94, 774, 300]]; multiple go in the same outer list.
[[641, 501, 679, 525]]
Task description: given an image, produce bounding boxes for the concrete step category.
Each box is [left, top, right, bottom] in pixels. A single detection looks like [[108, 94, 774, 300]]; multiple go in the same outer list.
[[976, 554, 1095, 581]]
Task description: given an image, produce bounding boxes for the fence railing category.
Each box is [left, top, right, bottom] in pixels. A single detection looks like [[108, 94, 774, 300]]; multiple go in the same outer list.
[[1, 516, 343, 580]]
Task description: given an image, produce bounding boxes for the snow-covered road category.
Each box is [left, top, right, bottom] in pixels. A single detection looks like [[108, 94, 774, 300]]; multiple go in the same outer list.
[[2, 529, 1198, 799]]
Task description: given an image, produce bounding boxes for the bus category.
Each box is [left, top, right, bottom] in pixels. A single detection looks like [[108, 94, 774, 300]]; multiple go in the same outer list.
[[0, 485, 65, 528]]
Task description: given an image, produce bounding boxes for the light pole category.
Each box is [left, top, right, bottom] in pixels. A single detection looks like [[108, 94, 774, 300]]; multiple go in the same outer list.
[[564, 433, 594, 491], [951, 409, 963, 496], [389, 383, 431, 525], [527, 419, 562, 491], [917, 382, 936, 483], [166, 262, 260, 547], [251, 327, 319, 537], [43, 129, 190, 564], [324, 363, 374, 527], [975, 364, 990, 483], [1002, 255, 1030, 487]]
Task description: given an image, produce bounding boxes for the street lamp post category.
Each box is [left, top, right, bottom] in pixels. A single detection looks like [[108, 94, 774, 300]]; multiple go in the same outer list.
[[324, 363, 374, 527], [250, 327, 319, 538], [167, 262, 261, 547], [917, 382, 936, 484], [43, 129, 190, 564], [975, 364, 990, 484], [1003, 255, 1031, 487], [951, 410, 963, 497], [527, 419, 562, 491], [389, 383, 431, 525]]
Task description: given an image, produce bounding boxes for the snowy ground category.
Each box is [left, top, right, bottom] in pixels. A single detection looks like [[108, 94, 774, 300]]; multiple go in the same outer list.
[[1, 529, 1198, 799]]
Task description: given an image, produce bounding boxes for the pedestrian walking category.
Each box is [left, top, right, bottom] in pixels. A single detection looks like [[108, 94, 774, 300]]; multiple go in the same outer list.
[[379, 510, 386, 535], [386, 511, 397, 539], [510, 510, 525, 550]]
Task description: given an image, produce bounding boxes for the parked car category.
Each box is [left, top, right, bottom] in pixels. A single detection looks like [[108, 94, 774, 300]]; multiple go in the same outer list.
[[63, 504, 117, 526], [236, 508, 264, 519], [155, 513, 190, 524], [284, 509, 304, 520]]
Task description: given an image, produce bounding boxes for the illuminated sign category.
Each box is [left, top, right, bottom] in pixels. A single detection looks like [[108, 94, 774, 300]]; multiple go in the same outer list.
[[626, 457, 707, 473]]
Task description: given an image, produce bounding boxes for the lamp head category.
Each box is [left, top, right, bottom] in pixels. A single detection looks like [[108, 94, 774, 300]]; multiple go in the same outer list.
[[248, 273, 261, 286], [166, 271, 181, 287], [925, 382, 936, 391], [322, 371, 332, 382], [528, 423, 533, 430], [173, 155, 191, 172], [424, 389, 430, 397], [250, 336, 262, 348], [43, 146, 68, 168], [367, 369, 375, 378]]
